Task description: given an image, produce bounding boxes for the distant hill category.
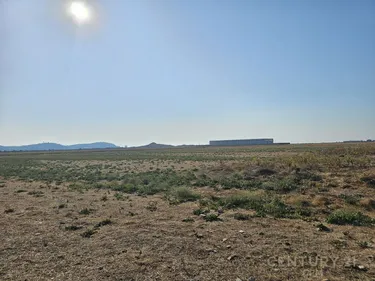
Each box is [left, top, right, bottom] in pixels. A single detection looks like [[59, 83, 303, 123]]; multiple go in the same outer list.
[[134, 142, 174, 149], [0, 142, 119, 152]]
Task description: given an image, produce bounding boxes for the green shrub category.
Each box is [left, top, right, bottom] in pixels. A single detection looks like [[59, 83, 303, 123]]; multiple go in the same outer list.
[[204, 213, 222, 222], [327, 210, 373, 226]]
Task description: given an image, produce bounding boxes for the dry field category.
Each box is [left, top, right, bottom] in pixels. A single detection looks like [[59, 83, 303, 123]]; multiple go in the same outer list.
[[1, 143, 375, 281]]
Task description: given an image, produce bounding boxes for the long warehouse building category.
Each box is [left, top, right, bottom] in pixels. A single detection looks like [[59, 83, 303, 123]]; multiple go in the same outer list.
[[209, 138, 274, 146]]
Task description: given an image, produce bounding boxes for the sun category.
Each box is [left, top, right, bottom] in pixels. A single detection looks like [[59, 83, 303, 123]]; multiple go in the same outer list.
[[67, 1, 92, 25]]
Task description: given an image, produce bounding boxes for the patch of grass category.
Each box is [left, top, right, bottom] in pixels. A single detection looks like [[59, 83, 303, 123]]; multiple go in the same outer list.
[[95, 219, 113, 228], [81, 228, 96, 238], [203, 213, 222, 222], [182, 217, 195, 222], [27, 190, 44, 197], [193, 208, 209, 216], [339, 194, 360, 205], [79, 208, 94, 215], [327, 210, 374, 226], [234, 213, 250, 220], [357, 241, 372, 248], [330, 239, 348, 249], [145, 201, 157, 212], [65, 225, 83, 231], [167, 187, 200, 204], [114, 193, 124, 200]]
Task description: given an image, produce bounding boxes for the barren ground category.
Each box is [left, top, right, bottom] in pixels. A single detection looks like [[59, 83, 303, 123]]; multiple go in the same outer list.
[[1, 143, 375, 281]]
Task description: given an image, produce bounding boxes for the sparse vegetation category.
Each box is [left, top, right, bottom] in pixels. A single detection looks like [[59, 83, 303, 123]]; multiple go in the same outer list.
[[79, 208, 94, 215], [1, 142, 375, 280], [327, 210, 374, 226]]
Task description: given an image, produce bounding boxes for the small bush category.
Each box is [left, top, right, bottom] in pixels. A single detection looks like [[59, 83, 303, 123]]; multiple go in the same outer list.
[[182, 217, 195, 222], [327, 210, 373, 226]]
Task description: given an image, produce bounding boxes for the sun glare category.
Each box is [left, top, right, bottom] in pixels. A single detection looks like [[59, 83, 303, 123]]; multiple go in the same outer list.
[[67, 1, 92, 25]]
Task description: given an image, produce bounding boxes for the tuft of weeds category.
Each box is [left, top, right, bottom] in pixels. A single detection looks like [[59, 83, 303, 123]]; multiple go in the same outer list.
[[101, 195, 108, 201], [145, 201, 157, 212], [95, 219, 113, 228], [15, 189, 27, 193], [339, 194, 360, 205], [203, 213, 222, 222], [65, 225, 83, 231], [193, 208, 209, 216], [166, 187, 200, 204], [81, 228, 96, 238], [316, 223, 331, 232], [327, 210, 374, 226], [357, 241, 372, 248], [27, 190, 44, 197], [79, 208, 94, 215], [182, 217, 195, 222], [234, 213, 250, 220], [114, 193, 124, 200]]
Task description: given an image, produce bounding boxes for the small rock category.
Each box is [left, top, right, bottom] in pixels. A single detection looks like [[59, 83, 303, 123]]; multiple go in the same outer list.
[[248, 277, 256, 281], [195, 233, 204, 238], [227, 254, 238, 260], [236, 278, 242, 281], [239, 230, 244, 233], [226, 245, 231, 248], [356, 265, 367, 271], [223, 238, 228, 242]]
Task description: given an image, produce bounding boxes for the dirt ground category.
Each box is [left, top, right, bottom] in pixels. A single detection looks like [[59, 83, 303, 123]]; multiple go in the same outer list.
[[1, 180, 374, 281]]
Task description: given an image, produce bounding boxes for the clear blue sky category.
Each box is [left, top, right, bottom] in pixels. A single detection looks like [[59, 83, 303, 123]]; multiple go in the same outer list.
[[1, 0, 374, 146]]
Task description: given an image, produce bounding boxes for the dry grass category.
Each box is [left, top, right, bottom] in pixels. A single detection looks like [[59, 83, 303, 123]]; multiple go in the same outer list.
[[1, 143, 375, 280]]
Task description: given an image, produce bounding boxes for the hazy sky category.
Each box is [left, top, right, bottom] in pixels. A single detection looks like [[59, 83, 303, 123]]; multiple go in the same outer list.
[[1, 0, 374, 146]]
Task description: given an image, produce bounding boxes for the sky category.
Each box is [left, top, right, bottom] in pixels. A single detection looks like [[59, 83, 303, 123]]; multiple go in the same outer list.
[[0, 0, 374, 146]]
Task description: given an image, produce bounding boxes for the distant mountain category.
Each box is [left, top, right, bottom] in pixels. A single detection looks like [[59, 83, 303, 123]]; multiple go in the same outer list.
[[134, 142, 174, 149], [0, 142, 119, 152]]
